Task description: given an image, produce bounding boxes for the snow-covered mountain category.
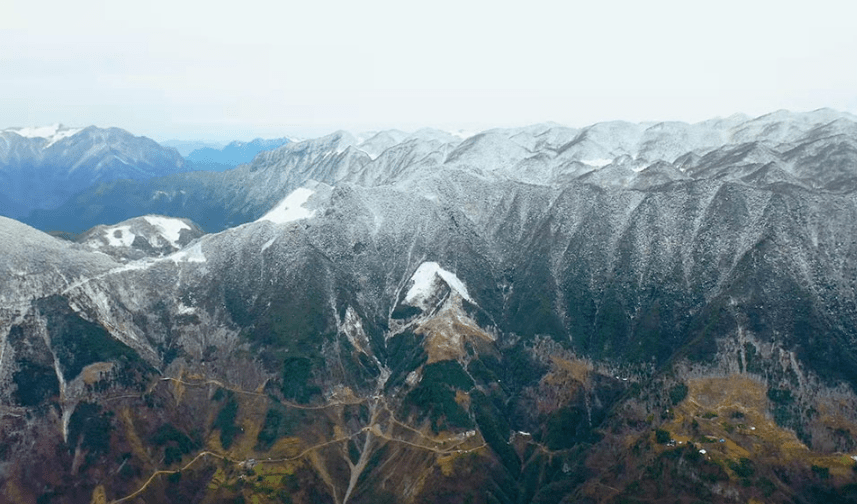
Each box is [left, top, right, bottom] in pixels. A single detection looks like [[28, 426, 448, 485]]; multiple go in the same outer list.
[[0, 125, 189, 218], [1, 123, 85, 147], [6, 109, 857, 503], [78, 215, 205, 261], [26, 109, 857, 234]]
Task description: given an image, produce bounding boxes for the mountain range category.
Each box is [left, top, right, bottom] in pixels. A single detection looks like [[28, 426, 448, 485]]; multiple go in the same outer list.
[[23, 109, 857, 233], [0, 126, 293, 222], [3, 110, 857, 503], [185, 138, 293, 171], [0, 125, 189, 218]]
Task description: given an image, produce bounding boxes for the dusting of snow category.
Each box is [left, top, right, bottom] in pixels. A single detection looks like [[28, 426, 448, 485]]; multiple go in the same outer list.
[[105, 226, 136, 247], [143, 215, 191, 247], [581, 158, 613, 167], [405, 262, 474, 306], [259, 187, 316, 225]]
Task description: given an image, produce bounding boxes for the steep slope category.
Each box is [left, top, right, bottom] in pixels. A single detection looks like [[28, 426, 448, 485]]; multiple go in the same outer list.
[[5, 111, 857, 503], [5, 165, 857, 503]]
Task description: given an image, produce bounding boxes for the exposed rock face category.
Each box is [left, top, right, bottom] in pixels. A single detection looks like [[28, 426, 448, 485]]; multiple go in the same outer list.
[[3, 110, 857, 503]]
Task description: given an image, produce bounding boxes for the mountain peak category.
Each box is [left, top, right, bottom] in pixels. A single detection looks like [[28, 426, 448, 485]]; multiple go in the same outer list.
[[2, 123, 83, 145]]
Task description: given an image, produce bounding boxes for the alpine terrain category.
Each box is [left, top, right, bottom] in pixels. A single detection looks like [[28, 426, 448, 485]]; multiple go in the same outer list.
[[0, 125, 189, 219], [4, 109, 857, 503]]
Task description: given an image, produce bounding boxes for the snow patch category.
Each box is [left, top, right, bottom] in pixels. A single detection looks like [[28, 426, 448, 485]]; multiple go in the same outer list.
[[168, 243, 206, 263], [177, 303, 196, 315], [261, 237, 277, 252], [405, 262, 474, 306], [259, 187, 316, 225], [105, 226, 136, 247], [110, 261, 153, 274], [581, 158, 613, 167], [341, 306, 370, 354], [143, 216, 191, 247], [4, 124, 83, 146], [405, 370, 420, 386]]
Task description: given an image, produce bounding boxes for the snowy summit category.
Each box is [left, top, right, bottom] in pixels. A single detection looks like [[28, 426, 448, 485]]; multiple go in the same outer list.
[[258, 187, 317, 225], [2, 123, 83, 146], [405, 261, 474, 308]]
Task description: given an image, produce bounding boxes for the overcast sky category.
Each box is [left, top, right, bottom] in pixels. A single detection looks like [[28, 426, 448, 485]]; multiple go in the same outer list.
[[3, 0, 856, 141]]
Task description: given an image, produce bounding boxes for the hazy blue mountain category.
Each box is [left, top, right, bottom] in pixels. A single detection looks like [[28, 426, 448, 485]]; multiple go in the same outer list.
[[160, 139, 225, 157], [185, 137, 292, 171], [26, 131, 367, 232], [0, 124, 189, 218]]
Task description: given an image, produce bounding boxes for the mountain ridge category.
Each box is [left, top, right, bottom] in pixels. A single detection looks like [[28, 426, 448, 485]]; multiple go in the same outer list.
[[0, 125, 189, 218]]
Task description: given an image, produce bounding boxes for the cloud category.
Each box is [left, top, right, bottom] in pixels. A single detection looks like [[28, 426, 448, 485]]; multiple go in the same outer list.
[[3, 0, 856, 139]]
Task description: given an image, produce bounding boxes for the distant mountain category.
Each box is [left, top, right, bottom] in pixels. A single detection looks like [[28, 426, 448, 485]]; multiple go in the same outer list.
[[24, 110, 857, 233], [185, 137, 292, 171], [26, 131, 367, 232], [160, 139, 225, 157], [0, 125, 189, 218]]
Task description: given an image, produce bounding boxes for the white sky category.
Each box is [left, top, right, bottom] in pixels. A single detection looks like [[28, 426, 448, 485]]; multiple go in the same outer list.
[[2, 0, 856, 141]]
